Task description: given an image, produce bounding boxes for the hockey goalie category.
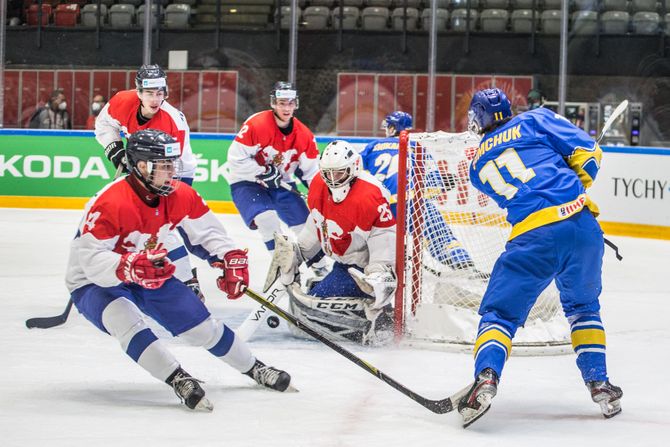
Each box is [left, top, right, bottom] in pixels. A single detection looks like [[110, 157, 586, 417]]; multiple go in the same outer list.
[[266, 140, 396, 345]]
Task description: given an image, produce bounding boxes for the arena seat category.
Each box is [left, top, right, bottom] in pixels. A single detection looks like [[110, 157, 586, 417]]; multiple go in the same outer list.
[[632, 11, 660, 33], [54, 4, 80, 27], [392, 7, 419, 31], [276, 6, 301, 29], [601, 0, 628, 11], [137, 4, 164, 28], [342, 0, 365, 6], [573, 0, 599, 10], [366, 0, 393, 6], [451, 8, 479, 31], [511, 9, 536, 32], [630, 0, 659, 12], [281, 0, 306, 6], [396, 0, 423, 7], [81, 4, 108, 27], [484, 0, 509, 8], [120, 0, 144, 7], [540, 9, 561, 34], [421, 7, 449, 31], [601, 10, 630, 34], [361, 6, 390, 30], [303, 6, 330, 29], [480, 9, 509, 32], [512, 0, 537, 8], [451, 0, 481, 9], [543, 0, 562, 9], [331, 6, 361, 30], [165, 4, 191, 29], [109, 4, 136, 28], [26, 4, 52, 26], [572, 10, 598, 34]]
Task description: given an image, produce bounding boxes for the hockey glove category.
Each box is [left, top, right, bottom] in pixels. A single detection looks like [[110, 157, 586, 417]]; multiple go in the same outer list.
[[214, 249, 249, 299], [116, 249, 175, 290], [349, 263, 397, 310], [257, 164, 282, 189], [105, 141, 128, 173]]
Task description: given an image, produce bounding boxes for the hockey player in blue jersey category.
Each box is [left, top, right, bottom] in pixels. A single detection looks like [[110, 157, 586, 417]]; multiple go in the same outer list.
[[457, 88, 622, 427], [360, 111, 475, 270]]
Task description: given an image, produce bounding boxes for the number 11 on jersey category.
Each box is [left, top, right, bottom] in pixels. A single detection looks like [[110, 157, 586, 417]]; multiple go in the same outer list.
[[477, 148, 535, 200]]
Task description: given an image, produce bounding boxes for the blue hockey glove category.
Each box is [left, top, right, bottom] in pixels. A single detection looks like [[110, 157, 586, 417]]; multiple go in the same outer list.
[[257, 164, 282, 189]]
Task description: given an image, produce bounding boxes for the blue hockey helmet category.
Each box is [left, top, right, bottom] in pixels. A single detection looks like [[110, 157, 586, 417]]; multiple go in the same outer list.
[[468, 88, 512, 134], [381, 111, 413, 137]]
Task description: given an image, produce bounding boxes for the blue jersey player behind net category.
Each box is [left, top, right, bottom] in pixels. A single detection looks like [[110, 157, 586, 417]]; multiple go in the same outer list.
[[456, 88, 622, 428], [360, 111, 476, 271]]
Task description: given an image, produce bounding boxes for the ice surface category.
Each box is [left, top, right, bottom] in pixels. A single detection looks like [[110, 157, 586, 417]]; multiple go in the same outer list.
[[1, 208, 668, 447]]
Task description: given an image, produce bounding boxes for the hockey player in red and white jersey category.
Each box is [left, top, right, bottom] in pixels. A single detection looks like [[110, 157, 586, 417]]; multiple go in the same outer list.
[[226, 81, 319, 252], [66, 129, 293, 411], [270, 140, 397, 344], [95, 64, 202, 298]]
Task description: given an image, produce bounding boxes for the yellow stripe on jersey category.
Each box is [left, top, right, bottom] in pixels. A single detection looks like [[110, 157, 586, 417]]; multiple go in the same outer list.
[[473, 327, 513, 359], [567, 144, 603, 188], [509, 193, 600, 240], [571, 328, 606, 350]]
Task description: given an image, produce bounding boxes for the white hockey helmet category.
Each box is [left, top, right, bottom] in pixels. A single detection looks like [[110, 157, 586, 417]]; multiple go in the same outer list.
[[319, 140, 361, 203]]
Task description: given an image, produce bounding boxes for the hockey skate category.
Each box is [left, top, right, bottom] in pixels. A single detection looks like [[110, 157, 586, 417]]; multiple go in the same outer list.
[[245, 359, 296, 392], [184, 268, 206, 302], [458, 368, 499, 428], [166, 367, 213, 412], [587, 380, 623, 418]]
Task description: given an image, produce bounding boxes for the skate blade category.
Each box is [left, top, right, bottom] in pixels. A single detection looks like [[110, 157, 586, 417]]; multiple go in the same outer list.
[[461, 403, 491, 428], [284, 383, 299, 393], [599, 399, 622, 418], [193, 397, 214, 412]]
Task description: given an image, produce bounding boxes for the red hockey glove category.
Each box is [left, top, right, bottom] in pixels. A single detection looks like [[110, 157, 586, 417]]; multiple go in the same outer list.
[[214, 249, 249, 299], [115, 249, 175, 290]]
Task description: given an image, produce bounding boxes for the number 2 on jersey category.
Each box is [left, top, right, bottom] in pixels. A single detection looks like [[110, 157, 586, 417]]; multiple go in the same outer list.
[[478, 148, 535, 200], [373, 153, 399, 181]]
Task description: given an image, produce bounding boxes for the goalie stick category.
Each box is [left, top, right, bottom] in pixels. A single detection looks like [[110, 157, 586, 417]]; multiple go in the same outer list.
[[242, 285, 470, 414], [25, 165, 125, 330]]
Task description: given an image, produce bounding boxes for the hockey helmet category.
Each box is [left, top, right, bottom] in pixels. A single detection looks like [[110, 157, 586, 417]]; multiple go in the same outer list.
[[381, 111, 413, 137], [126, 129, 182, 196], [468, 88, 512, 135], [319, 140, 361, 203], [270, 81, 299, 109], [135, 64, 168, 96]]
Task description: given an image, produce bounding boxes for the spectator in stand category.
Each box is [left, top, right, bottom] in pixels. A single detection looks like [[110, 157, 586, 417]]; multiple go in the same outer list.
[[86, 95, 107, 130], [29, 89, 72, 130]]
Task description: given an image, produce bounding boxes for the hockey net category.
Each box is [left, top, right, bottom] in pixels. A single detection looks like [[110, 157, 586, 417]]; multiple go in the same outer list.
[[394, 131, 571, 355]]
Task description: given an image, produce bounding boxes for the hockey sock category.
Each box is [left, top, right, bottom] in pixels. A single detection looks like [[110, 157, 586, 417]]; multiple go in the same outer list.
[[569, 313, 608, 382], [473, 322, 514, 380]]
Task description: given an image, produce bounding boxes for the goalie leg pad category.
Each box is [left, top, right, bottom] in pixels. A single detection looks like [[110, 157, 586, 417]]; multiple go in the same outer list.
[[288, 283, 371, 344]]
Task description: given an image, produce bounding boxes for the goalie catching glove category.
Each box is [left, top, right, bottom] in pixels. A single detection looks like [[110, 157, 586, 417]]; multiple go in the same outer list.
[[348, 263, 397, 310], [213, 249, 249, 299], [116, 249, 176, 289]]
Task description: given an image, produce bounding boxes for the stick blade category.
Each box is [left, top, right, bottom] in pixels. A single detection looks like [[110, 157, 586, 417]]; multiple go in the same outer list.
[[25, 315, 67, 329]]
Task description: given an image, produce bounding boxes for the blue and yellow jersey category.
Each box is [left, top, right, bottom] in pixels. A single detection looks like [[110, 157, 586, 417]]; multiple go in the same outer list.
[[469, 107, 603, 240], [360, 137, 400, 205]]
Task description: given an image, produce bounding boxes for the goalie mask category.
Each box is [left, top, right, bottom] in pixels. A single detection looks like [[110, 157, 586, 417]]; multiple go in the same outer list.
[[126, 129, 182, 196], [319, 140, 361, 203]]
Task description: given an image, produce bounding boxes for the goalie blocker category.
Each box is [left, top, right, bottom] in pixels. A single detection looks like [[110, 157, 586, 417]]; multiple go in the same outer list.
[[286, 283, 394, 346]]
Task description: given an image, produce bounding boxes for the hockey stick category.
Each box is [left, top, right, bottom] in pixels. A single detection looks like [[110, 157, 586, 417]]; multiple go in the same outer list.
[[242, 286, 466, 414], [596, 100, 628, 144], [25, 165, 125, 330]]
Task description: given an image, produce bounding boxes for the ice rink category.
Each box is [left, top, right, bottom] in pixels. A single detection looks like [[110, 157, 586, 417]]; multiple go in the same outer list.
[[2, 208, 668, 447]]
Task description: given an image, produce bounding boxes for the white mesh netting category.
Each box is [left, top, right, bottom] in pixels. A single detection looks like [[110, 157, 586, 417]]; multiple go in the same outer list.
[[396, 131, 571, 355]]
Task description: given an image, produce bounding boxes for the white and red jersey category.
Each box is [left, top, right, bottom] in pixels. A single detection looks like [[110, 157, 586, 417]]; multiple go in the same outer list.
[[65, 179, 237, 293], [95, 90, 197, 178], [298, 172, 396, 269], [226, 110, 319, 185]]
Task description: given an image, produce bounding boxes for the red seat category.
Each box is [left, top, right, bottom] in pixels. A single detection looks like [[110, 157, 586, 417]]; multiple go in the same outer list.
[[26, 4, 53, 26], [54, 4, 80, 27]]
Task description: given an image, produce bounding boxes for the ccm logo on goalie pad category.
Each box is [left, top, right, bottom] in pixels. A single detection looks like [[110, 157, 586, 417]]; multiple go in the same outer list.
[[316, 302, 364, 311]]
